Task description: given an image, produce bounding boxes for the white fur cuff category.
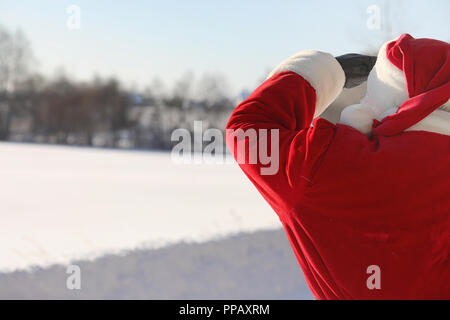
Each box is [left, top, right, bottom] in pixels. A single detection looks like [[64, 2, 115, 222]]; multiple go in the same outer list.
[[268, 50, 346, 118]]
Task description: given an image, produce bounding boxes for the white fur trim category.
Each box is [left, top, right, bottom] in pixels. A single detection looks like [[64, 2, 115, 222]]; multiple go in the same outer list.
[[268, 50, 345, 118], [340, 103, 375, 135], [442, 99, 450, 112], [363, 41, 409, 118], [338, 39, 450, 136], [406, 108, 450, 136], [321, 83, 367, 124]]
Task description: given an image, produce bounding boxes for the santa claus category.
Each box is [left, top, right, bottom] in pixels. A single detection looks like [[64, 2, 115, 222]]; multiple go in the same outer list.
[[226, 34, 449, 300]]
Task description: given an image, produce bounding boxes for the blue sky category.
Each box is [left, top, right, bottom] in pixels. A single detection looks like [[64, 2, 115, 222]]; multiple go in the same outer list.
[[0, 0, 448, 94]]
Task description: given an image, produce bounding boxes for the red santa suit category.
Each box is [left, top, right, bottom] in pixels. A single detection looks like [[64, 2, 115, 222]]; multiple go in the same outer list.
[[226, 34, 450, 300]]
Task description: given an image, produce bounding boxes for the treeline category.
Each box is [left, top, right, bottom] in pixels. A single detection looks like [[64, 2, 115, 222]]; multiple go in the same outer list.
[[0, 25, 237, 150]]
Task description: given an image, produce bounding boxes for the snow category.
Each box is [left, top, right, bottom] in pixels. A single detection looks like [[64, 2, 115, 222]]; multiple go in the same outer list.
[[0, 142, 313, 299], [0, 229, 314, 299]]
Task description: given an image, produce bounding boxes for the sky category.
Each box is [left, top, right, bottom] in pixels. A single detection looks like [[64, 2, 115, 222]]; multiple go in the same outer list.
[[0, 0, 449, 94]]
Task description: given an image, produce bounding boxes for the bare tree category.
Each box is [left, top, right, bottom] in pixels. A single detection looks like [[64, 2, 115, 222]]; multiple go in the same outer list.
[[144, 77, 167, 106], [170, 71, 194, 109], [195, 72, 232, 109], [0, 25, 34, 139]]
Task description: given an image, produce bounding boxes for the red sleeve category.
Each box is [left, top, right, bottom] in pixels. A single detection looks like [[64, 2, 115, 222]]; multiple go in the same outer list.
[[226, 71, 333, 219]]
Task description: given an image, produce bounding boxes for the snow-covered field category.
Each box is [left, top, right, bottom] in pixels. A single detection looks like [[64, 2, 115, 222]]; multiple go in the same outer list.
[[0, 142, 312, 299]]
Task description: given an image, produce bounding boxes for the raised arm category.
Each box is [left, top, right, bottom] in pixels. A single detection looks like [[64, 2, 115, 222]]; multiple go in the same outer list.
[[225, 51, 345, 218]]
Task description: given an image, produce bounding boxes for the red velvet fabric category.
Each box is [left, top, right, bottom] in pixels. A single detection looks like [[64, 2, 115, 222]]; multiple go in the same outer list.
[[373, 34, 450, 136], [226, 71, 450, 300]]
